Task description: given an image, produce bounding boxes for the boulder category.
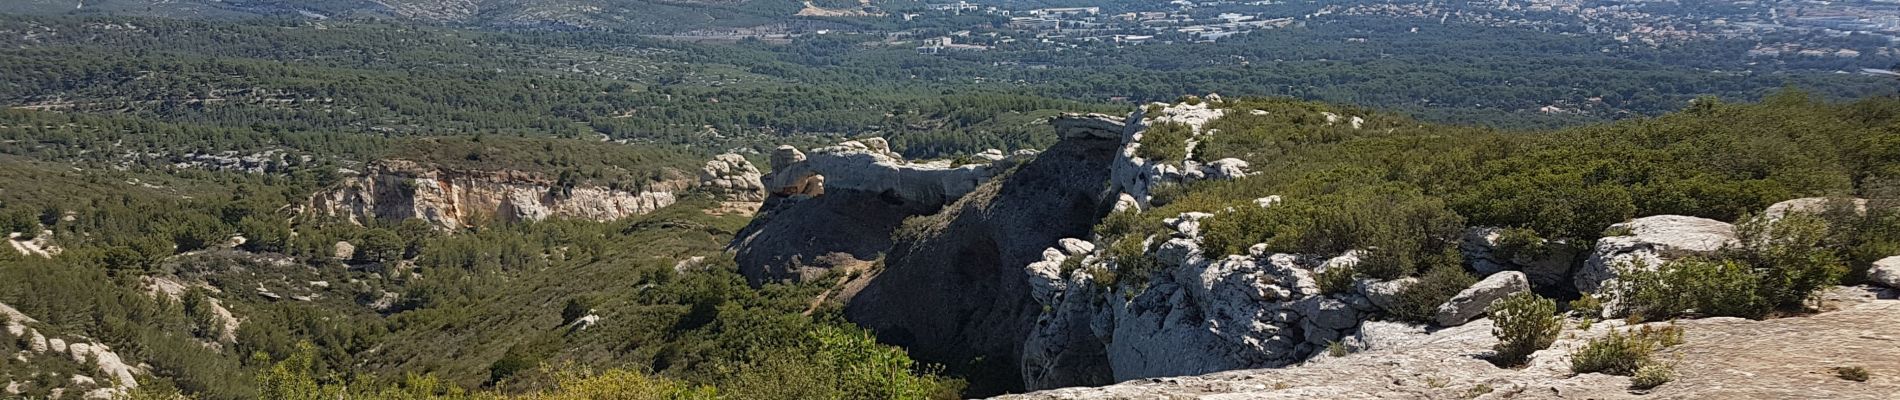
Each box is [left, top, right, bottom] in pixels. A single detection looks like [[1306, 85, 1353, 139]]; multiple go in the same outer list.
[[1576, 215, 1735, 295], [1763, 197, 1867, 221], [1200, 158, 1251, 180], [1057, 238, 1095, 256], [1355, 277, 1416, 312], [1434, 271, 1530, 327], [332, 241, 356, 261], [769, 145, 806, 170], [1872, 256, 1900, 289], [697, 153, 766, 202]]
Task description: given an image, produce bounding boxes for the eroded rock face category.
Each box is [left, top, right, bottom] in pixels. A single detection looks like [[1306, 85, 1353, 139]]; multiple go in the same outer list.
[[1576, 215, 1736, 296], [1763, 197, 1868, 221], [1460, 227, 1580, 292], [732, 137, 1032, 286], [309, 160, 692, 230], [1022, 201, 1406, 391], [845, 129, 1124, 395], [697, 154, 766, 202]]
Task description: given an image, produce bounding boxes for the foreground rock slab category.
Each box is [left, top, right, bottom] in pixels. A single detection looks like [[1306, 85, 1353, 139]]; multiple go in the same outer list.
[[996, 294, 1900, 400]]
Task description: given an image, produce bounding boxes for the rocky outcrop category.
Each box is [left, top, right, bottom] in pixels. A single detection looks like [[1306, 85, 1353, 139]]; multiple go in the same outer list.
[[308, 160, 694, 230], [1433, 271, 1530, 327], [843, 125, 1124, 395], [1460, 227, 1580, 292], [997, 289, 1900, 400], [1107, 100, 1251, 211], [1019, 202, 1400, 391], [1872, 256, 1900, 289], [2, 302, 142, 397], [697, 154, 766, 203], [732, 138, 1035, 285], [1576, 215, 1736, 296]]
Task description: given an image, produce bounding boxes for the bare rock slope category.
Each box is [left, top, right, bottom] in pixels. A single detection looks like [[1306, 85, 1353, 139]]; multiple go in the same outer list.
[[998, 291, 1900, 400]]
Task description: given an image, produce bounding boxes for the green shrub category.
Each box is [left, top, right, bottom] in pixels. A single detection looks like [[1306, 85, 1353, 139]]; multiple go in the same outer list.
[[1492, 227, 1548, 261], [1200, 205, 1273, 258], [1136, 122, 1193, 163], [1631, 363, 1676, 389], [1613, 258, 1766, 320], [1731, 213, 1847, 311], [1105, 235, 1159, 289], [1326, 340, 1349, 357], [1489, 292, 1562, 366], [1571, 324, 1683, 376], [1832, 366, 1871, 382], [1568, 294, 1602, 317], [1315, 264, 1356, 295], [1611, 213, 1849, 320], [1389, 264, 1477, 323]]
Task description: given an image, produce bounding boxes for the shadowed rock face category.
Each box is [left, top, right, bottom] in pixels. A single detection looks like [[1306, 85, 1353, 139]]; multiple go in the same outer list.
[[729, 139, 1025, 286], [844, 134, 1123, 396], [730, 190, 940, 285]]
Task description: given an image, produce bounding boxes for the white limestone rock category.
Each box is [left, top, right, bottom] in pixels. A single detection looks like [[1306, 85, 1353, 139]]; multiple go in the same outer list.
[[1434, 271, 1530, 327], [1354, 277, 1416, 313], [1057, 238, 1095, 257], [1871, 256, 1900, 289], [697, 153, 766, 202], [1763, 197, 1867, 221], [1576, 215, 1736, 295], [1201, 158, 1252, 180]]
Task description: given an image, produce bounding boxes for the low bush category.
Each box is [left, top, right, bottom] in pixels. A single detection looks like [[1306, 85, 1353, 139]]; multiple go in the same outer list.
[[1315, 264, 1356, 295], [1571, 324, 1683, 376], [1388, 264, 1477, 323], [1489, 292, 1562, 366], [1631, 363, 1676, 389], [1832, 366, 1871, 382], [1135, 122, 1193, 163], [1610, 213, 1848, 320]]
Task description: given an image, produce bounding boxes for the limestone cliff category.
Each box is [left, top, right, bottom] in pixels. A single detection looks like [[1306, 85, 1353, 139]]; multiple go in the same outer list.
[[309, 156, 764, 230]]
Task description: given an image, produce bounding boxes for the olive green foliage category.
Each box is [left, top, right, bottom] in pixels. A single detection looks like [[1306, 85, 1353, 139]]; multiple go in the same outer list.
[[1568, 294, 1603, 318], [1314, 264, 1356, 295], [1570, 325, 1683, 376], [1612, 258, 1767, 320], [1611, 212, 1850, 320], [1630, 362, 1676, 390], [1491, 228, 1549, 262], [1832, 366, 1871, 382], [1488, 292, 1562, 367], [1197, 186, 1464, 280], [1732, 213, 1849, 310], [1103, 235, 1159, 289], [1135, 122, 1194, 163], [1388, 264, 1477, 323]]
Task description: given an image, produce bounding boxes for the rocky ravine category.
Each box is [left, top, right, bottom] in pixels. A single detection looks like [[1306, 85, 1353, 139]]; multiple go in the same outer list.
[[730, 97, 1900, 397], [308, 157, 764, 230]]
